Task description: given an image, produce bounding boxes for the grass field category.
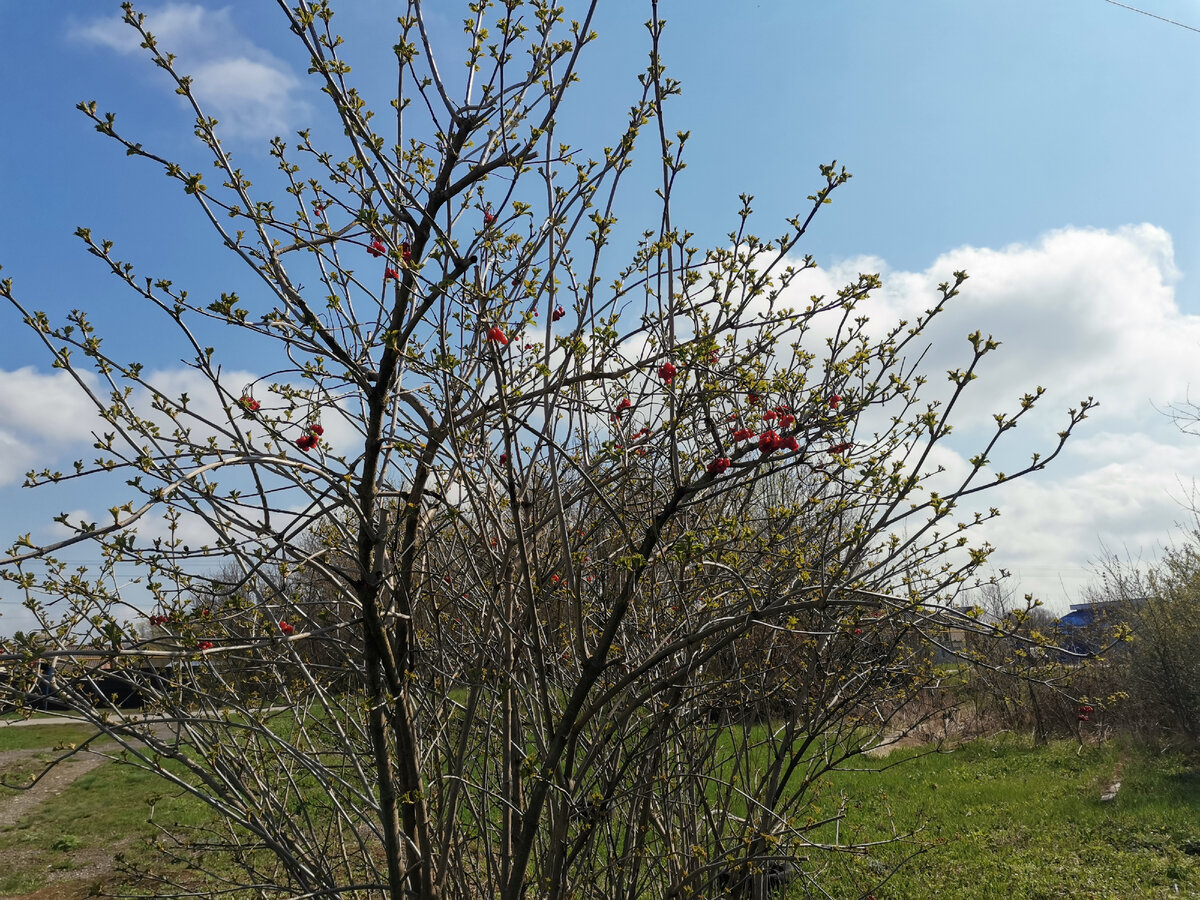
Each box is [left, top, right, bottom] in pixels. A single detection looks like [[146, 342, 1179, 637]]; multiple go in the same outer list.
[[0, 723, 100, 754], [813, 735, 1200, 899], [0, 722, 1196, 898], [0, 722, 212, 897]]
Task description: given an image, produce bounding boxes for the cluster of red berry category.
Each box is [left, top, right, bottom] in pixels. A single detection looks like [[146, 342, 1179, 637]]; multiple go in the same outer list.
[[611, 397, 633, 421], [370, 238, 413, 281], [762, 408, 797, 429], [757, 431, 801, 455], [1077, 704, 1095, 722], [296, 422, 324, 452], [703, 393, 851, 475]]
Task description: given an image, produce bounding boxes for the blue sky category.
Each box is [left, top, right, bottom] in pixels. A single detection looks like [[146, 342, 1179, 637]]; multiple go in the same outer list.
[[2, 0, 1199, 633]]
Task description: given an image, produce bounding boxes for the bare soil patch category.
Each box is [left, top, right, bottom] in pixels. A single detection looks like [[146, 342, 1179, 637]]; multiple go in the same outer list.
[[0, 749, 119, 899], [2, 848, 120, 900]]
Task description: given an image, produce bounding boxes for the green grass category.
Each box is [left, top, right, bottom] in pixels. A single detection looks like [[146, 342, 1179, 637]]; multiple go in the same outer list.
[[0, 722, 102, 752], [1, 719, 1197, 898], [809, 735, 1200, 899], [0, 723, 106, 796], [0, 738, 216, 896]]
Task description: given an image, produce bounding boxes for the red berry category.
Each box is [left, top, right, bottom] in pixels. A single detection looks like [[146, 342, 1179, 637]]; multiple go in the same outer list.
[[368, 239, 386, 258], [706, 457, 731, 475], [487, 325, 509, 345], [657, 361, 677, 385], [758, 431, 781, 454], [552, 305, 566, 322], [279, 621, 295, 636]]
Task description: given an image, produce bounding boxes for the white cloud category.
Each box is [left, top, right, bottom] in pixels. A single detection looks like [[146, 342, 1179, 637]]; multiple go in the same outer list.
[[779, 225, 1199, 611], [805, 225, 1199, 432], [0, 366, 101, 442], [0, 429, 39, 488], [0, 360, 365, 486], [970, 436, 1194, 609], [69, 4, 307, 140], [0, 367, 104, 486], [189, 57, 301, 138]]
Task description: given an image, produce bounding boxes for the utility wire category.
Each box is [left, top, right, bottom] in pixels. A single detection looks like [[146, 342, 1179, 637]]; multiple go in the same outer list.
[[1101, 0, 1200, 34]]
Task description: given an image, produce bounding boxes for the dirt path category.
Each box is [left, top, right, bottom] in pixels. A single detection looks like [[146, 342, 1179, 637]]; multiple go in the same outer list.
[[1101, 750, 1127, 801], [0, 749, 118, 900], [0, 750, 110, 830], [0, 725, 180, 898], [0, 721, 179, 830]]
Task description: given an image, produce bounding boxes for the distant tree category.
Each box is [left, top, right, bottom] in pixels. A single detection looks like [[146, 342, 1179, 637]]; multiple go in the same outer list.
[[952, 581, 1083, 743], [0, 2, 1092, 897]]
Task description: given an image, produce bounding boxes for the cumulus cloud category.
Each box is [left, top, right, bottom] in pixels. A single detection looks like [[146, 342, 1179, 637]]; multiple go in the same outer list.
[[799, 225, 1197, 434], [779, 225, 1199, 610], [0, 366, 102, 442], [69, 3, 307, 140], [0, 367, 104, 486], [0, 429, 39, 489], [970, 431, 1195, 607], [0, 359, 364, 489]]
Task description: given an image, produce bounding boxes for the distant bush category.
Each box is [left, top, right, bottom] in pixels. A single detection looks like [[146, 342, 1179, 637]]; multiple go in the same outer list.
[[1081, 537, 1200, 747]]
